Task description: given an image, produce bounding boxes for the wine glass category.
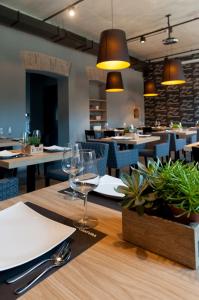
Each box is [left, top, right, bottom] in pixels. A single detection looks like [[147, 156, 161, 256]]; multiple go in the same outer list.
[[7, 126, 12, 138], [70, 150, 100, 229], [21, 131, 29, 153], [61, 143, 80, 200], [32, 130, 41, 144]]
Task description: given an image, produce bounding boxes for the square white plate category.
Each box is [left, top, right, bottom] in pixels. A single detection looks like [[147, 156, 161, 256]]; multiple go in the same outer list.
[[43, 145, 66, 152], [0, 150, 20, 158], [0, 202, 76, 271], [94, 175, 126, 199]]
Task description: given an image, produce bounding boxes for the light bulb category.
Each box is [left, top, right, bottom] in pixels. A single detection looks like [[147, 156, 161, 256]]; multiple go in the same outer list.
[[68, 7, 75, 17]]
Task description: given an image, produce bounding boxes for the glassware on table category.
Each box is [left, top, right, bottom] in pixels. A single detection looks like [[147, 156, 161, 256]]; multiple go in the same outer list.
[[8, 126, 12, 138], [32, 130, 41, 144], [61, 143, 80, 200], [70, 150, 100, 229], [169, 121, 173, 129], [21, 131, 29, 153], [0, 128, 4, 138]]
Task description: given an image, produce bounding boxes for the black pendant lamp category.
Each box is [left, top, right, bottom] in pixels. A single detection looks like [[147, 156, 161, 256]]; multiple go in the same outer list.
[[106, 72, 124, 92], [161, 58, 186, 86], [96, 0, 130, 70], [97, 29, 130, 70], [144, 80, 158, 96]]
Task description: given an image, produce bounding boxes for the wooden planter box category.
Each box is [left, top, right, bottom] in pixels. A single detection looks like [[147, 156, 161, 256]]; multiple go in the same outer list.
[[122, 208, 199, 269], [24, 144, 43, 155]]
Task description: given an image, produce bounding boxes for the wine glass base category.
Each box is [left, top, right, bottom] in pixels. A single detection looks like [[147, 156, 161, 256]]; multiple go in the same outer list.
[[73, 216, 98, 230]]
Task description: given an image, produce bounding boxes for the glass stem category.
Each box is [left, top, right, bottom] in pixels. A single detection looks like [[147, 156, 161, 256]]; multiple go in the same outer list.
[[83, 193, 88, 221]]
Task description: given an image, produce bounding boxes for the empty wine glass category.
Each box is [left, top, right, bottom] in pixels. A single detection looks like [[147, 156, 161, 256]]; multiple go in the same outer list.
[[32, 130, 41, 144], [61, 143, 80, 200], [70, 150, 100, 229], [21, 131, 29, 153], [8, 126, 12, 138]]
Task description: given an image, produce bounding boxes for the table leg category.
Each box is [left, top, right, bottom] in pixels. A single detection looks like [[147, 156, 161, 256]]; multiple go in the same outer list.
[[27, 165, 36, 192]]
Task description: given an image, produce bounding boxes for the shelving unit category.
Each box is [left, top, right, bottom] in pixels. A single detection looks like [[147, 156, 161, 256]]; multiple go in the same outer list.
[[89, 81, 107, 129]]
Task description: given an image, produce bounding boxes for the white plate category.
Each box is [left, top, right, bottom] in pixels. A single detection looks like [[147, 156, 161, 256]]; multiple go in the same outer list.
[[43, 145, 66, 152], [111, 136, 132, 140], [94, 175, 125, 198], [0, 150, 21, 158], [0, 202, 76, 271]]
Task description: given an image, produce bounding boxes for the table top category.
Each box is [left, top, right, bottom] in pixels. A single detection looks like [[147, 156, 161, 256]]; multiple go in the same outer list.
[[1, 182, 199, 299], [184, 142, 199, 152], [0, 138, 21, 148], [153, 129, 197, 136], [0, 151, 65, 169], [96, 135, 160, 145]]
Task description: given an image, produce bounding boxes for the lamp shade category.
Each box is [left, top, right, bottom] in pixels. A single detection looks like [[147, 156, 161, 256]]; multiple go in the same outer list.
[[161, 58, 186, 85], [106, 72, 124, 92], [96, 29, 130, 70], [144, 81, 158, 96]]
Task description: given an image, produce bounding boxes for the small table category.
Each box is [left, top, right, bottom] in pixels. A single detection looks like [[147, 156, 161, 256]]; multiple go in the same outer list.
[[96, 136, 160, 145], [0, 151, 67, 192]]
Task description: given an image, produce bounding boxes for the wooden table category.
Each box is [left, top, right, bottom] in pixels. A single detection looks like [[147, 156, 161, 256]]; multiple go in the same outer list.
[[0, 139, 21, 148], [0, 151, 65, 192], [153, 129, 197, 137], [1, 182, 199, 299], [184, 142, 199, 152], [96, 135, 160, 145]]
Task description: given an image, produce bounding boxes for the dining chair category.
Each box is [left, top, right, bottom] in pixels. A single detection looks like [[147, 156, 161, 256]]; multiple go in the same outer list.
[[85, 130, 102, 141], [45, 142, 109, 186], [103, 130, 116, 138], [169, 132, 186, 161], [100, 141, 139, 178], [0, 177, 18, 201], [139, 133, 170, 166]]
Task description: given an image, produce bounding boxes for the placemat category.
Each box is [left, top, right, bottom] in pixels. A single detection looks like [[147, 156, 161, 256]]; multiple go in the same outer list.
[[0, 202, 106, 299], [59, 188, 122, 212]]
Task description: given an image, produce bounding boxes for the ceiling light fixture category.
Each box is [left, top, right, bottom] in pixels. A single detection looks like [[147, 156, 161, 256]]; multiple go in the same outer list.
[[144, 80, 158, 96], [68, 7, 76, 17], [140, 36, 146, 44], [106, 72, 124, 92], [161, 58, 186, 85], [96, 0, 130, 70]]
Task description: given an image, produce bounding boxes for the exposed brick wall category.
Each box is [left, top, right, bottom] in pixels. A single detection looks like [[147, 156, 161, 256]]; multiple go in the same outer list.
[[144, 53, 199, 127]]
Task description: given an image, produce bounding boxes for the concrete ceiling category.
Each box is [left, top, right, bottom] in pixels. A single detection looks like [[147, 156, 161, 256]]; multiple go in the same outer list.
[[0, 0, 198, 60]]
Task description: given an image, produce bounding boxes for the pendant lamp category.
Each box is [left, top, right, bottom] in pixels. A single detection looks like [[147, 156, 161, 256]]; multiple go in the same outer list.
[[96, 29, 130, 70], [161, 58, 186, 85], [144, 80, 158, 96], [106, 72, 124, 92]]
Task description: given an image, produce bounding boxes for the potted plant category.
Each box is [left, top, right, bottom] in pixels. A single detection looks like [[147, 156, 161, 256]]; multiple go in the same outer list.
[[25, 135, 43, 154], [116, 159, 199, 269]]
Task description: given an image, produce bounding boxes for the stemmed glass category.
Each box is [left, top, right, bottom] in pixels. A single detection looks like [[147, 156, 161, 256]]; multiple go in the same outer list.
[[70, 150, 100, 229], [32, 130, 41, 144], [61, 143, 80, 200]]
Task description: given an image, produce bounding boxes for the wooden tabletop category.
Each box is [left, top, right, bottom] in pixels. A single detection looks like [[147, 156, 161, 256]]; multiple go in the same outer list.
[[0, 139, 21, 148], [184, 142, 199, 152], [153, 130, 197, 137], [1, 182, 199, 299], [96, 135, 160, 145], [0, 151, 64, 169]]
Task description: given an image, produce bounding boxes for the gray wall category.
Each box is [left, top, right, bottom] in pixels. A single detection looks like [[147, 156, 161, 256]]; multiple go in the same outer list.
[[107, 69, 144, 128], [0, 24, 144, 142]]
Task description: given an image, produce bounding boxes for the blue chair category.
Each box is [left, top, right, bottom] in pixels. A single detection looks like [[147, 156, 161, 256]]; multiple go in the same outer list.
[[0, 177, 18, 201], [85, 130, 102, 141], [45, 142, 109, 186], [139, 133, 170, 166], [101, 141, 138, 178], [170, 132, 186, 160]]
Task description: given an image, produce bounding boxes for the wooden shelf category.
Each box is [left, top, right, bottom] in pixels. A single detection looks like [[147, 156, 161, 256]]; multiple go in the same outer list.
[[90, 109, 106, 112], [89, 99, 106, 102], [90, 120, 107, 122]]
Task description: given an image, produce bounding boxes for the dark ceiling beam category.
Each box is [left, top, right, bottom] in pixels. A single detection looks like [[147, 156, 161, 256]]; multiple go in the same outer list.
[[0, 4, 145, 71], [43, 0, 86, 22]]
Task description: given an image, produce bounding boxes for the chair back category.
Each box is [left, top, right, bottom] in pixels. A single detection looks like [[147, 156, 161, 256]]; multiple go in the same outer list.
[[197, 128, 199, 141], [0, 177, 18, 201], [192, 147, 199, 163], [155, 133, 170, 157], [143, 127, 152, 134], [78, 142, 109, 176], [85, 130, 95, 141], [103, 130, 116, 138], [169, 132, 186, 152]]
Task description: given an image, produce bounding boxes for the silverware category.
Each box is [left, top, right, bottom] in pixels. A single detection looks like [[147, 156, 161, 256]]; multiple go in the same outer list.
[[15, 247, 72, 295], [7, 239, 72, 284]]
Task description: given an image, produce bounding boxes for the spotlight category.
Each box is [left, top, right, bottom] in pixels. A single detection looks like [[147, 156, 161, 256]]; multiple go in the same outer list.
[[140, 36, 146, 44], [68, 7, 75, 17]]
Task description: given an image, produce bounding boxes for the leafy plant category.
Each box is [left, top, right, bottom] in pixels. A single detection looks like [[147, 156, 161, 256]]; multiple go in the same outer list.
[[116, 166, 158, 215], [28, 136, 41, 146]]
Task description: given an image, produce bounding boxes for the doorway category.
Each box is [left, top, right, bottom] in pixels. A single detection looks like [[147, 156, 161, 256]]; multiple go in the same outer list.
[[26, 73, 58, 146]]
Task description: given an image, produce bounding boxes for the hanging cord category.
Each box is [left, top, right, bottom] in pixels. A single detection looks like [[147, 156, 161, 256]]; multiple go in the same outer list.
[[111, 0, 113, 28]]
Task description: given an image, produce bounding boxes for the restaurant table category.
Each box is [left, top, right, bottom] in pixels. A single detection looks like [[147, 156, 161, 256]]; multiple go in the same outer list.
[[0, 151, 66, 192], [184, 142, 199, 152], [95, 135, 160, 145], [1, 181, 199, 299], [0, 139, 21, 148]]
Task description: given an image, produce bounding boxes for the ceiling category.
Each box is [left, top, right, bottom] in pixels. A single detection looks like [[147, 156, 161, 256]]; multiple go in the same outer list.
[[0, 0, 198, 61]]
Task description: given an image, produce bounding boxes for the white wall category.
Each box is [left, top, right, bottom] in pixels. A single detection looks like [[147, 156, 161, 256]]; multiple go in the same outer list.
[[0, 24, 144, 142]]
